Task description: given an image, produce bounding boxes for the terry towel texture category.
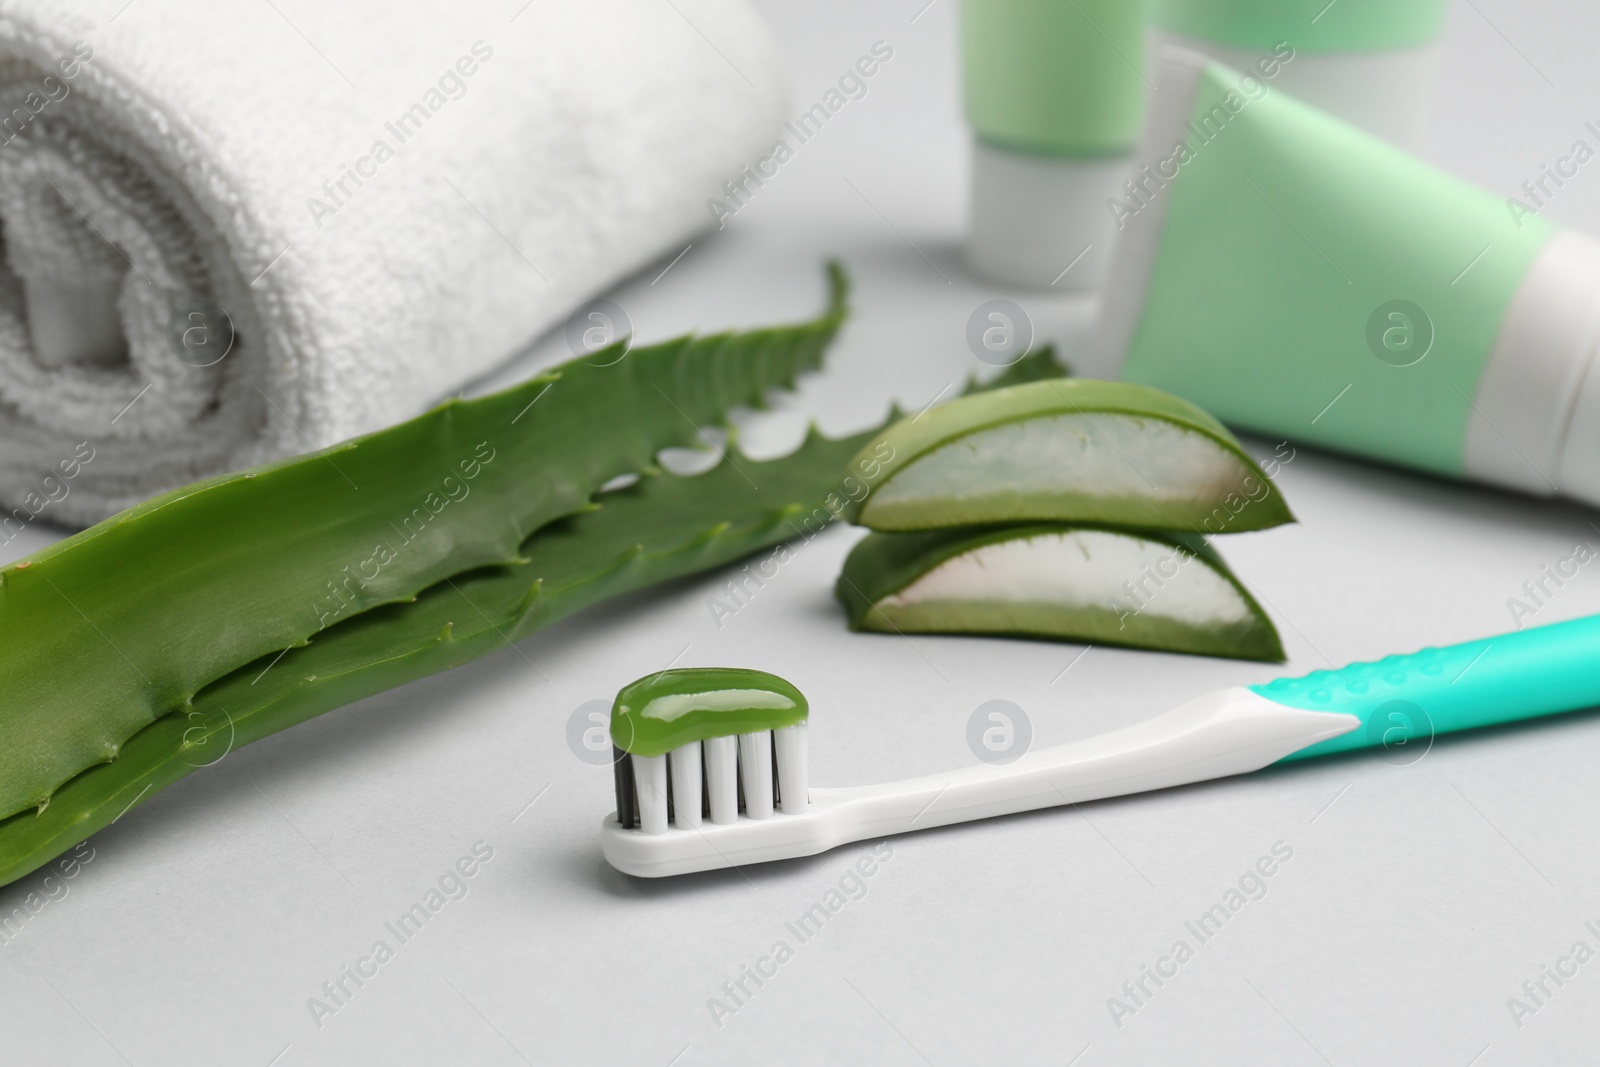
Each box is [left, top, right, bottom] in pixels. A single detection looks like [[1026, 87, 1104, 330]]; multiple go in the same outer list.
[[0, 0, 783, 525]]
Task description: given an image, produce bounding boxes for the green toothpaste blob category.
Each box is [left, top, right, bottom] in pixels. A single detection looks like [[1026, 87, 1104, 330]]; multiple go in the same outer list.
[[837, 525, 1284, 662], [845, 379, 1293, 534], [611, 668, 808, 758]]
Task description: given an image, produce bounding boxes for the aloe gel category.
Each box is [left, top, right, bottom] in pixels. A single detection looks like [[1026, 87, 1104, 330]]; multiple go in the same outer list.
[[837, 524, 1284, 662], [846, 379, 1292, 534]]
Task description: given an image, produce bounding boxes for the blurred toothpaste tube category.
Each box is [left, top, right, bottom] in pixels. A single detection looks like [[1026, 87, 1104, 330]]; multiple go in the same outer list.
[[1095, 48, 1600, 508], [1150, 0, 1447, 148], [961, 0, 1146, 289]]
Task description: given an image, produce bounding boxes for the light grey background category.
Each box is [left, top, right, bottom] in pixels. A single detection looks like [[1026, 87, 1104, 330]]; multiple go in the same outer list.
[[6, 1, 1600, 1064]]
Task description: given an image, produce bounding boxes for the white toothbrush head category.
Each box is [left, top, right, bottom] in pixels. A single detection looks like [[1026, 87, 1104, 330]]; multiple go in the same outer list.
[[608, 667, 810, 835]]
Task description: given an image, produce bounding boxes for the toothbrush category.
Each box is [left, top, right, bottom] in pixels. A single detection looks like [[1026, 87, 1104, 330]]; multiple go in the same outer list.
[[600, 614, 1600, 878]]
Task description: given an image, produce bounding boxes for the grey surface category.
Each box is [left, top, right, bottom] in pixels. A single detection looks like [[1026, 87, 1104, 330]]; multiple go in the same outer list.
[[6, 1, 1600, 1064]]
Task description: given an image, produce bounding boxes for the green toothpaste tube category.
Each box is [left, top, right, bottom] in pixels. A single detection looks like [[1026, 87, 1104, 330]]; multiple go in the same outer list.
[[1094, 48, 1600, 508], [961, 0, 1147, 289], [1150, 0, 1447, 148]]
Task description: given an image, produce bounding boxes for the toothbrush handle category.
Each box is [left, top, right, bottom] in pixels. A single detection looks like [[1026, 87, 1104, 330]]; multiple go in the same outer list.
[[1258, 612, 1600, 762]]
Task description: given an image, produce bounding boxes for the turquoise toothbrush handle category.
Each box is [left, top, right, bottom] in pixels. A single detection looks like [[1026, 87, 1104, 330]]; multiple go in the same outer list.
[[1256, 613, 1600, 762]]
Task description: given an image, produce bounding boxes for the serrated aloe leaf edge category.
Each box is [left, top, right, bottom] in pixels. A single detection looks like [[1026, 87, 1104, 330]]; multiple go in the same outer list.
[[0, 329, 1067, 887], [0, 265, 848, 823]]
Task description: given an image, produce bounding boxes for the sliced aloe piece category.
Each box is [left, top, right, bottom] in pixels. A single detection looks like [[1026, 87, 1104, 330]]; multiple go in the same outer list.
[[836, 524, 1284, 662], [845, 379, 1293, 533]]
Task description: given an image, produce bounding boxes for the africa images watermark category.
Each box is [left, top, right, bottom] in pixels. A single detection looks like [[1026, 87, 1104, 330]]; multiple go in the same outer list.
[[1106, 840, 1295, 1028], [311, 441, 497, 627], [0, 40, 95, 146], [704, 438, 895, 629], [1109, 447, 1292, 629], [706, 40, 895, 229], [306, 41, 495, 228], [1505, 538, 1597, 629], [1504, 918, 1600, 1030], [306, 840, 496, 1028], [0, 441, 96, 546], [1505, 120, 1600, 229], [1191, 446, 1294, 538], [706, 841, 895, 1029], [1107, 42, 1296, 231], [0, 842, 96, 948]]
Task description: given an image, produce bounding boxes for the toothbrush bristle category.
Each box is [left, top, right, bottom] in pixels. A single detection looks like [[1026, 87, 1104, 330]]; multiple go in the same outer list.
[[613, 723, 808, 833], [612, 745, 636, 829]]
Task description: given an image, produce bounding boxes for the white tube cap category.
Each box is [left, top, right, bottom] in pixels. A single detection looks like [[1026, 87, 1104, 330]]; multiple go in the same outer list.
[[1554, 271, 1600, 508], [1467, 230, 1600, 507], [967, 138, 1128, 290]]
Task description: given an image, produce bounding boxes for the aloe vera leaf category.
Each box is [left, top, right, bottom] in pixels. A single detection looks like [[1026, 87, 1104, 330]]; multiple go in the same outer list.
[[836, 524, 1285, 662], [0, 266, 849, 822], [0, 432, 854, 886], [0, 349, 1067, 887], [844, 378, 1294, 534]]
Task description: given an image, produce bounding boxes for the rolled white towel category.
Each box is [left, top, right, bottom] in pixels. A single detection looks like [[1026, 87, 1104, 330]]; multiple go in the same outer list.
[[0, 0, 783, 526]]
